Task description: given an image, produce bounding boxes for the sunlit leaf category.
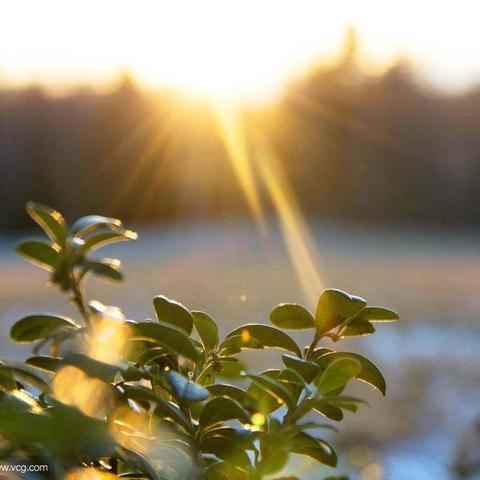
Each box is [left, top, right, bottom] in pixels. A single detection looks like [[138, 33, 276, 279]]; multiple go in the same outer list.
[[312, 401, 344, 422], [16, 240, 59, 271], [278, 368, 306, 386], [322, 395, 367, 413], [206, 384, 258, 412], [117, 446, 162, 480], [290, 432, 337, 467], [226, 324, 301, 356], [270, 304, 315, 330], [85, 258, 123, 282], [219, 334, 263, 354], [247, 373, 296, 409], [26, 355, 62, 373], [201, 435, 252, 468], [129, 322, 199, 362], [26, 202, 67, 247], [205, 462, 249, 480], [338, 316, 375, 338], [358, 306, 399, 322], [282, 354, 320, 383], [192, 311, 219, 351], [70, 215, 122, 237], [82, 229, 137, 252], [153, 295, 193, 333], [11, 314, 78, 343], [153, 400, 192, 432], [0, 364, 16, 391], [315, 289, 366, 334], [199, 397, 250, 430], [316, 352, 386, 395], [315, 357, 362, 395]]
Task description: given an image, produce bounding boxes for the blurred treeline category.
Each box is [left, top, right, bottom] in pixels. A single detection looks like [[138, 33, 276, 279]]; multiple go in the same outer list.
[[1, 34, 480, 229]]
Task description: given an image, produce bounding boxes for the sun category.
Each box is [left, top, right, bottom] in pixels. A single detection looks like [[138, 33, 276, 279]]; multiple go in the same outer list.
[[124, 1, 325, 104]]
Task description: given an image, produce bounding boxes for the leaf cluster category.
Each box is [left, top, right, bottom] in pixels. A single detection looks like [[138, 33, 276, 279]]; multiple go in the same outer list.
[[0, 203, 398, 480]]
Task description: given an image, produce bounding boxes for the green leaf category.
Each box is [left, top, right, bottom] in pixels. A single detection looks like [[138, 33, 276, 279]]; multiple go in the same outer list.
[[316, 357, 361, 395], [26, 202, 67, 247], [206, 462, 249, 480], [309, 347, 334, 361], [315, 289, 366, 334], [216, 359, 247, 380], [270, 304, 315, 330], [278, 368, 306, 386], [316, 352, 386, 395], [85, 258, 123, 282], [359, 306, 399, 322], [247, 370, 285, 414], [26, 356, 62, 373], [206, 384, 258, 412], [165, 370, 209, 404], [70, 215, 122, 237], [153, 296, 193, 333], [62, 353, 120, 382], [226, 324, 301, 356], [16, 240, 59, 271], [199, 397, 250, 430], [129, 321, 199, 362], [201, 435, 252, 468], [0, 395, 116, 459], [247, 373, 296, 409], [219, 335, 263, 354], [282, 354, 320, 383], [322, 395, 367, 413], [338, 317, 375, 338], [82, 229, 137, 252], [120, 365, 145, 382], [312, 401, 344, 421], [43, 403, 116, 460], [6, 365, 49, 390], [135, 347, 169, 366], [192, 311, 219, 351], [290, 432, 337, 467], [11, 314, 78, 343], [121, 384, 161, 404], [117, 447, 162, 480], [0, 364, 16, 391], [153, 400, 191, 432]]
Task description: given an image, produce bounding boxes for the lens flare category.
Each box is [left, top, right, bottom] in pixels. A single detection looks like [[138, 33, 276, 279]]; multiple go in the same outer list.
[[88, 301, 129, 365], [52, 366, 111, 418]]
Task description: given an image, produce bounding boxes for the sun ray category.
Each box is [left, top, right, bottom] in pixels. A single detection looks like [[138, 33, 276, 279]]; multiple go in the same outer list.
[[213, 102, 268, 234], [214, 103, 323, 306], [252, 130, 323, 306]]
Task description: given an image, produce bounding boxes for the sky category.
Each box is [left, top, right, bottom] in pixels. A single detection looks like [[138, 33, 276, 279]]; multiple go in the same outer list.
[[1, 0, 480, 102]]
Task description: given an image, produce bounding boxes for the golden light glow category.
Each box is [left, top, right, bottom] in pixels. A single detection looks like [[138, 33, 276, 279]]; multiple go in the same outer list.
[[52, 366, 111, 418], [65, 468, 118, 480], [111, 406, 151, 453], [88, 302, 128, 365], [3, 1, 477, 102]]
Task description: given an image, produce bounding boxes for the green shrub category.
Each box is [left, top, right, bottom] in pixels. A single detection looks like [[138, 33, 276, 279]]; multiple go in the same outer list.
[[0, 202, 398, 479]]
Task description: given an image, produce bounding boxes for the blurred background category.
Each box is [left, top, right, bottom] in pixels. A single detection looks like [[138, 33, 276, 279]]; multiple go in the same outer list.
[[1, 1, 480, 479]]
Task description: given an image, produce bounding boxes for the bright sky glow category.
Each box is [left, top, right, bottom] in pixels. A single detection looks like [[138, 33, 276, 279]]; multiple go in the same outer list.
[[1, 0, 480, 102]]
